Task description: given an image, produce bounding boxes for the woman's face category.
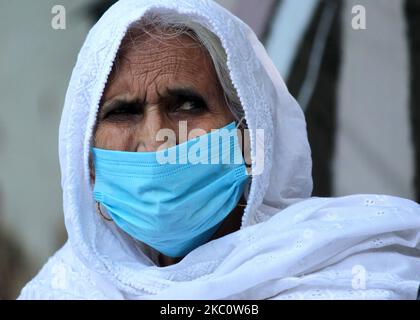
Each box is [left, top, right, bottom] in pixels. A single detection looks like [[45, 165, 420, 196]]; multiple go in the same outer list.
[[94, 31, 235, 152], [91, 29, 245, 266]]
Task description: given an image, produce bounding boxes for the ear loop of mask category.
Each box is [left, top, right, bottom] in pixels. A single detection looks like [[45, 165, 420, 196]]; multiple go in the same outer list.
[[234, 116, 249, 209], [236, 116, 252, 173], [235, 115, 246, 129]]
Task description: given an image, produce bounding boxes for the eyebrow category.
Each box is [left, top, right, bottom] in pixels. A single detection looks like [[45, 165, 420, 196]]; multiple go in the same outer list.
[[163, 87, 206, 102], [99, 86, 207, 118]]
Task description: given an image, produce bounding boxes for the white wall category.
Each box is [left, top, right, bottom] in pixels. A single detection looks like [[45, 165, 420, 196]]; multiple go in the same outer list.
[[334, 0, 414, 199], [0, 0, 96, 272]]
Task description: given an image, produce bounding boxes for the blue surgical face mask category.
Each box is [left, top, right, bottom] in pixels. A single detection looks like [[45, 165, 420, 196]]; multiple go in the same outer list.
[[92, 121, 249, 258]]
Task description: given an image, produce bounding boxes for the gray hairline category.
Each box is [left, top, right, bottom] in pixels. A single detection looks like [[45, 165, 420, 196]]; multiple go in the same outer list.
[[118, 12, 246, 128]]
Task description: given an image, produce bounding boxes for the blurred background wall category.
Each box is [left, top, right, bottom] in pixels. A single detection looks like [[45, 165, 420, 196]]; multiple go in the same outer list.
[[0, 0, 419, 299]]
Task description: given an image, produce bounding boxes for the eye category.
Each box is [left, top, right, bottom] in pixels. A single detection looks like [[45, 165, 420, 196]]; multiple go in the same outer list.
[[174, 98, 207, 113], [104, 102, 140, 120], [178, 101, 196, 111]]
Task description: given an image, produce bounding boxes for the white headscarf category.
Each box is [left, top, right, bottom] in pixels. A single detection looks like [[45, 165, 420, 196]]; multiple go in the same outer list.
[[19, 0, 420, 300]]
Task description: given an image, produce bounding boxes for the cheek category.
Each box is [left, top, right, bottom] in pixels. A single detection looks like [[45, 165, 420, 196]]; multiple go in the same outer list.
[[192, 106, 235, 132], [93, 123, 137, 151], [173, 114, 231, 141]]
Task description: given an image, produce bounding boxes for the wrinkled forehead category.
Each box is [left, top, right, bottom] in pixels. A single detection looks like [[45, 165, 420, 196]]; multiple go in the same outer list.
[[101, 22, 216, 103], [114, 22, 199, 67]]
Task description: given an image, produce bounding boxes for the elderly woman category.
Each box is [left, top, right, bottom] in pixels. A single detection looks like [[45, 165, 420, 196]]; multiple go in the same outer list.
[[19, 0, 420, 299]]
